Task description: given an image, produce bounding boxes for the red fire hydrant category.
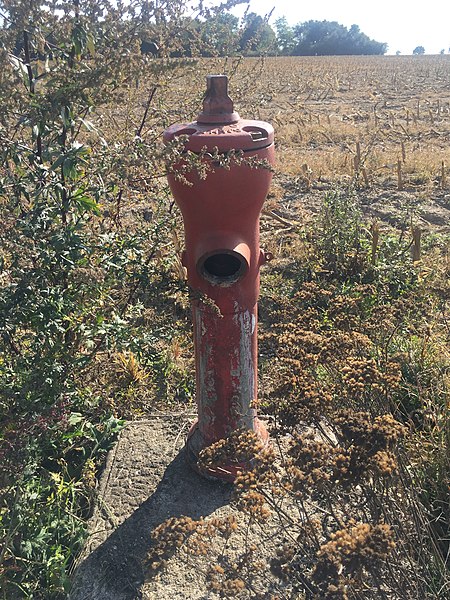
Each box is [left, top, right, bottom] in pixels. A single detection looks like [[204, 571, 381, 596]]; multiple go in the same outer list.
[[163, 75, 275, 480]]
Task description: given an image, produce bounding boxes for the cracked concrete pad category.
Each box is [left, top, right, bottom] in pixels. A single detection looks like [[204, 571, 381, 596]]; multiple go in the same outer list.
[[69, 416, 233, 600]]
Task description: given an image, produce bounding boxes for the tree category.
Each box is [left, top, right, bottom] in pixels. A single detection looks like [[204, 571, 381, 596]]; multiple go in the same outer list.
[[138, 0, 247, 57], [199, 12, 240, 56], [413, 46, 425, 55], [239, 12, 277, 55], [291, 20, 386, 56], [274, 16, 295, 55]]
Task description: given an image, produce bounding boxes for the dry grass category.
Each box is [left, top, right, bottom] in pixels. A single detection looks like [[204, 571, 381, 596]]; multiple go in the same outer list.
[[249, 56, 450, 188], [108, 55, 450, 251]]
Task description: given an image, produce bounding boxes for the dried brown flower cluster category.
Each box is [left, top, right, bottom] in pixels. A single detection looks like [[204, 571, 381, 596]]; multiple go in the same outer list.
[[295, 282, 335, 306], [312, 522, 396, 599], [198, 429, 277, 521], [197, 428, 267, 472], [319, 331, 372, 362], [336, 411, 406, 448], [146, 514, 237, 575], [206, 563, 246, 597], [286, 432, 334, 496], [326, 287, 376, 331], [233, 446, 277, 521], [284, 411, 406, 498], [270, 367, 333, 429], [207, 545, 270, 598], [334, 410, 407, 479], [259, 276, 407, 436], [339, 357, 401, 399]]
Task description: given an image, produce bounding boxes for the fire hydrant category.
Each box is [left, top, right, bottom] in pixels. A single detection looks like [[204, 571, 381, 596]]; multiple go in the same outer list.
[[163, 75, 275, 480]]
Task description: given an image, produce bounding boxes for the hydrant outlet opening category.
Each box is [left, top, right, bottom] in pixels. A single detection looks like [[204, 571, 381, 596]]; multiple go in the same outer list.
[[199, 251, 248, 285]]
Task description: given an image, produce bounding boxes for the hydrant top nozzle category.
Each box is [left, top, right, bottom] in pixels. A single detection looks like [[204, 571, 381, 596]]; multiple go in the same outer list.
[[196, 74, 240, 125], [163, 74, 274, 152]]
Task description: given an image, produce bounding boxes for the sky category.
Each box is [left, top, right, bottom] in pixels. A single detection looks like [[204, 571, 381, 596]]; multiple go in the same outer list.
[[229, 0, 450, 55]]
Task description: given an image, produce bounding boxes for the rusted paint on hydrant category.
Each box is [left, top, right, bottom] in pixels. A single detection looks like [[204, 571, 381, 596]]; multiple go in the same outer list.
[[163, 75, 275, 481]]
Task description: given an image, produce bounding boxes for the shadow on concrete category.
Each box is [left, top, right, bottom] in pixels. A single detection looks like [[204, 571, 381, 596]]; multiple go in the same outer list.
[[69, 450, 232, 600]]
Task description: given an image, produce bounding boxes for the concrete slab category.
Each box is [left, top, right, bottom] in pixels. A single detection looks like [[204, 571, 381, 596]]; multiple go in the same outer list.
[[69, 416, 233, 600]]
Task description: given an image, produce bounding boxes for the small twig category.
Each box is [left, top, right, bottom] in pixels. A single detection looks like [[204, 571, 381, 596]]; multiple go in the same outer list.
[[172, 420, 191, 452], [261, 208, 298, 228], [113, 189, 123, 226], [73, 106, 91, 141], [136, 86, 157, 138]]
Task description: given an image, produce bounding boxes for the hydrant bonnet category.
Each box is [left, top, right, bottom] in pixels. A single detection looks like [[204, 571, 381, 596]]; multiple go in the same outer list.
[[163, 75, 274, 154]]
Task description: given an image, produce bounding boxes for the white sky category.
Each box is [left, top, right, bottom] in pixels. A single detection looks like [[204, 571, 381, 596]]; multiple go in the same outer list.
[[229, 0, 450, 55]]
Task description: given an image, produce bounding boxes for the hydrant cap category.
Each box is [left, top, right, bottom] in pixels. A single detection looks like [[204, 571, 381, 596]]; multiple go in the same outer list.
[[163, 74, 274, 153]]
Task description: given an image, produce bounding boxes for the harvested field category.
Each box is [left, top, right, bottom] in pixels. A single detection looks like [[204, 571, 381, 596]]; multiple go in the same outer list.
[[115, 55, 450, 236]]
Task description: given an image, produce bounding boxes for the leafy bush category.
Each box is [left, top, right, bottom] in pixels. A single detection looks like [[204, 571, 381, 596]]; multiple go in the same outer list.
[[0, 1, 203, 595]]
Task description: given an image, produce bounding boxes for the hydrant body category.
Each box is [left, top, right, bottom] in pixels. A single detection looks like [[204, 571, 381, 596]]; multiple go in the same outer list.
[[163, 76, 274, 480]]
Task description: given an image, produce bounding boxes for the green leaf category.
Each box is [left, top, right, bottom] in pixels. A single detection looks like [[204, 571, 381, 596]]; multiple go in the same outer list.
[[62, 158, 78, 180], [50, 154, 65, 171], [68, 412, 83, 427], [8, 54, 30, 89], [86, 33, 96, 57], [61, 106, 73, 129], [72, 24, 87, 58], [73, 194, 101, 215]]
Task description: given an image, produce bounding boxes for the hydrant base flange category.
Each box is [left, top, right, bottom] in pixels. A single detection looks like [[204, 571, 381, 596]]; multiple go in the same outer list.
[[185, 420, 269, 483]]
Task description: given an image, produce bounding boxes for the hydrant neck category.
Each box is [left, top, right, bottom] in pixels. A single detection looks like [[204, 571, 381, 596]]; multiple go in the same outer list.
[[196, 74, 240, 125]]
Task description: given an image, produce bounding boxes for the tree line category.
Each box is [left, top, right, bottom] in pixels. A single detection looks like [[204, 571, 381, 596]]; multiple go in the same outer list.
[[1, 2, 386, 59], [140, 12, 388, 57], [273, 18, 387, 56]]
